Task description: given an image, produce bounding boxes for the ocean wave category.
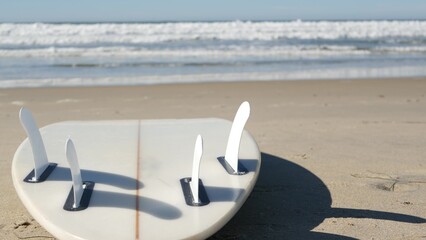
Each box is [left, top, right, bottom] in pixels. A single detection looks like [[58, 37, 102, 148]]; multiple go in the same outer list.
[[1, 21, 426, 86], [0, 45, 373, 58], [1, 21, 426, 47], [2, 45, 426, 59]]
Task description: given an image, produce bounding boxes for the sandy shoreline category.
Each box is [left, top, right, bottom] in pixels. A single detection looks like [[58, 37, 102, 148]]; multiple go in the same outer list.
[[1, 78, 426, 239]]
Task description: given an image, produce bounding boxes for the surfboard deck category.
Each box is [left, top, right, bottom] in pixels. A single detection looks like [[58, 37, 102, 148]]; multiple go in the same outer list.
[[12, 118, 261, 240]]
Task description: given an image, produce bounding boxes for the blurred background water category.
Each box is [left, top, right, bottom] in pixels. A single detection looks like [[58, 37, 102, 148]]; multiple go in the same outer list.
[[1, 20, 426, 87]]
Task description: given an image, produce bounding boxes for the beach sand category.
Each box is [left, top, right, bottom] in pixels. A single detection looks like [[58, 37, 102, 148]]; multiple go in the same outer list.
[[1, 78, 425, 239]]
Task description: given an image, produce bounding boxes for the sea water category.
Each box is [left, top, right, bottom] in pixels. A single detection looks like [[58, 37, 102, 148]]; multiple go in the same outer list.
[[1, 20, 426, 87]]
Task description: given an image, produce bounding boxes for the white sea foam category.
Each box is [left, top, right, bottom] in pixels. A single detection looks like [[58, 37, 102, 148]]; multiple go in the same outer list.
[[1, 21, 426, 46], [0, 45, 375, 58]]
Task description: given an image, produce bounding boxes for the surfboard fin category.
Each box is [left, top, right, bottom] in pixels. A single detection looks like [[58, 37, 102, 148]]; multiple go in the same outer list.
[[191, 135, 203, 203], [19, 107, 57, 183], [180, 135, 210, 206], [63, 138, 95, 211], [218, 101, 250, 175]]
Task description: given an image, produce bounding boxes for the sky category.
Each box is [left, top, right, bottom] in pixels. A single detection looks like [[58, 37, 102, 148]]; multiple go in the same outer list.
[[0, 0, 426, 22]]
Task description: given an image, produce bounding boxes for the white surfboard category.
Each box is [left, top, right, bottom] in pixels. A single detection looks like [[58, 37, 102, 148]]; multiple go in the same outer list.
[[12, 103, 261, 240]]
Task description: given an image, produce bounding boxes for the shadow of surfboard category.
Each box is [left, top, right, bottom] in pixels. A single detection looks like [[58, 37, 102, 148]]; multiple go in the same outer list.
[[205, 186, 245, 202], [44, 166, 143, 190], [88, 190, 182, 220], [83, 186, 247, 219], [239, 159, 258, 173], [210, 152, 426, 239], [48, 170, 247, 220]]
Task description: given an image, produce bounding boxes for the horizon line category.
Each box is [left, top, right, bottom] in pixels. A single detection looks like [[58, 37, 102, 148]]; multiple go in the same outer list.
[[1, 18, 426, 24]]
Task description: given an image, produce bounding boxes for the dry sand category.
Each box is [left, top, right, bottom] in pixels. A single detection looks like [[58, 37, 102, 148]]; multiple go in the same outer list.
[[1, 78, 425, 239]]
